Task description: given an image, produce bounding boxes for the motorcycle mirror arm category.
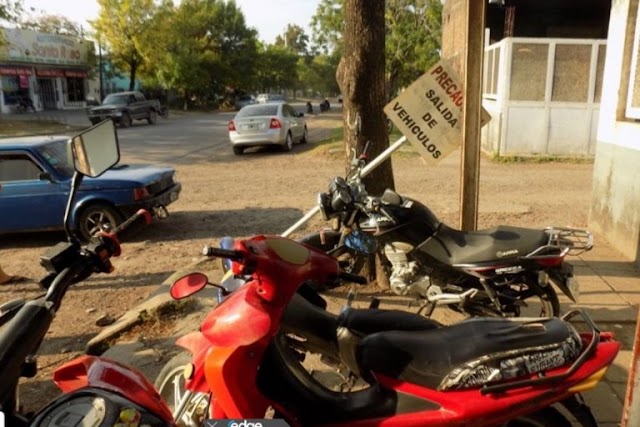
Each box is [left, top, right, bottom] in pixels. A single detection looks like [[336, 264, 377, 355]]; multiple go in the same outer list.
[[63, 171, 84, 245]]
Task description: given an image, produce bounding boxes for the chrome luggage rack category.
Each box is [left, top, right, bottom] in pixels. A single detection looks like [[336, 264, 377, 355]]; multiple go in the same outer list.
[[545, 227, 594, 255]]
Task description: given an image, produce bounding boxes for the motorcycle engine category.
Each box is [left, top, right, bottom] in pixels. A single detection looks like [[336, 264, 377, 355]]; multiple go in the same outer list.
[[384, 243, 432, 297]]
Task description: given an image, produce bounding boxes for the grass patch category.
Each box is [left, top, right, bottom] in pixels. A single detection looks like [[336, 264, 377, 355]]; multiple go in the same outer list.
[[308, 125, 419, 159], [0, 119, 86, 137], [490, 153, 594, 164]]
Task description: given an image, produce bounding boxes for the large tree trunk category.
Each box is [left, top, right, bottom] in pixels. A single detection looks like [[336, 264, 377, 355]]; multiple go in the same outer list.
[[337, 0, 394, 286], [129, 61, 137, 91]]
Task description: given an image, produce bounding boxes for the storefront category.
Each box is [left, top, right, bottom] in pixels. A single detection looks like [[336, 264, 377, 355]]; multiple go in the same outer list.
[[0, 27, 93, 114]]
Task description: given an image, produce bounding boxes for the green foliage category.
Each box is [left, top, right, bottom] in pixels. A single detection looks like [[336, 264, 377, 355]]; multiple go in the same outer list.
[[310, 0, 344, 54], [309, 0, 442, 97], [91, 0, 160, 90], [274, 24, 309, 56], [147, 0, 259, 109], [386, 0, 442, 97], [0, 0, 22, 23], [20, 13, 82, 36], [255, 43, 299, 93], [297, 50, 340, 96]]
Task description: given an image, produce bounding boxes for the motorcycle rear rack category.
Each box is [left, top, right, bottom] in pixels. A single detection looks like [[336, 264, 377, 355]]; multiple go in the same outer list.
[[545, 227, 594, 255], [480, 309, 600, 395]]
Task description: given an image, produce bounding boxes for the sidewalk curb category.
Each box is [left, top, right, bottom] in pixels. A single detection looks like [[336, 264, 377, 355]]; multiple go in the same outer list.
[[85, 256, 218, 355]]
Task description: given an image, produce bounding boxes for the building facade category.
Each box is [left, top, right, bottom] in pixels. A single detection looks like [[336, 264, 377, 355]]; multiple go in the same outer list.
[[0, 27, 94, 114]]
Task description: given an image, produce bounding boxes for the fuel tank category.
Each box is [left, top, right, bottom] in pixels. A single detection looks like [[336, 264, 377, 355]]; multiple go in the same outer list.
[[358, 196, 441, 245]]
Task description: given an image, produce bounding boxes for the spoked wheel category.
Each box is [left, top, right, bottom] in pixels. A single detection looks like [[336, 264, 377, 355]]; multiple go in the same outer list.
[[465, 281, 560, 318], [155, 352, 210, 427]]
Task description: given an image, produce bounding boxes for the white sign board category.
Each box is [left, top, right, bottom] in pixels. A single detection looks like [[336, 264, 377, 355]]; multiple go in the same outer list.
[[384, 60, 470, 164]]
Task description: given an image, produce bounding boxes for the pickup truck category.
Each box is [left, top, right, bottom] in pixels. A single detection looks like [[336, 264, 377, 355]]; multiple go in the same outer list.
[[87, 91, 163, 127], [0, 134, 181, 240]]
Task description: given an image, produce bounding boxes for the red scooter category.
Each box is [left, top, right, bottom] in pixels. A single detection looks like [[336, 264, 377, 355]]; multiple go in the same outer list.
[[163, 235, 620, 426]]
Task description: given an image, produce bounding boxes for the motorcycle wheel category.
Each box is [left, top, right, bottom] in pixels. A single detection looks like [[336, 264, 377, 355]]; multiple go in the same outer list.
[[155, 351, 210, 427], [502, 406, 571, 426]]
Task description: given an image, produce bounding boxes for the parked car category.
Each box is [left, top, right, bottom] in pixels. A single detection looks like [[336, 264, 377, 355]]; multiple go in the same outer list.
[[86, 91, 163, 127], [0, 133, 181, 240], [256, 93, 286, 104], [234, 95, 256, 110], [228, 102, 308, 155]]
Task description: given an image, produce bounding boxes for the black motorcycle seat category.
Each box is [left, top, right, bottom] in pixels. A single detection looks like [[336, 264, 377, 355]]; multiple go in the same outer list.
[[338, 308, 441, 335], [421, 224, 549, 265], [357, 317, 574, 390]]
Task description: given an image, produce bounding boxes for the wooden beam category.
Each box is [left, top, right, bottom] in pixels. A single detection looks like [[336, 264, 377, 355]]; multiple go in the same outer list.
[[460, 0, 486, 231]]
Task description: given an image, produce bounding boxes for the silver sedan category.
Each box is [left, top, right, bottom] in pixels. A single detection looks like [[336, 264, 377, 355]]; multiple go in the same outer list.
[[228, 102, 308, 155]]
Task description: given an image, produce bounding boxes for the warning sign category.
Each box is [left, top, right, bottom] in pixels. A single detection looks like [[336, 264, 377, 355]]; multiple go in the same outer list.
[[384, 59, 486, 164]]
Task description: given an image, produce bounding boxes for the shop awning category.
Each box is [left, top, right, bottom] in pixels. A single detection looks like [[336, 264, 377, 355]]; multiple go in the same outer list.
[[0, 66, 33, 76]]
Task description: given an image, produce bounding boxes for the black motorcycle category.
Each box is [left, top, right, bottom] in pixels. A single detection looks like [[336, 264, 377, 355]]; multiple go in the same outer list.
[[300, 146, 592, 319]]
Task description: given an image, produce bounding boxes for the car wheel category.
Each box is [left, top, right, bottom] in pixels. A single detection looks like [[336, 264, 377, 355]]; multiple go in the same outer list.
[[281, 132, 293, 152], [300, 126, 308, 144], [120, 112, 132, 128], [77, 203, 123, 241], [233, 146, 244, 155], [147, 110, 157, 125]]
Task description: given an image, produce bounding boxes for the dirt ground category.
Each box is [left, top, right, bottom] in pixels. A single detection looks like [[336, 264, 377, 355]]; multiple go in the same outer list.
[[0, 110, 596, 413]]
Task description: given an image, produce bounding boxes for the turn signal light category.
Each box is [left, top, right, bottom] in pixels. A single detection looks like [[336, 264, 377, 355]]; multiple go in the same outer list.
[[228, 121, 236, 131]]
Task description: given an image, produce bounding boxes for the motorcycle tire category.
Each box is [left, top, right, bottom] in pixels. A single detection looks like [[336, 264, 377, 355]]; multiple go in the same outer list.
[[155, 351, 210, 426]]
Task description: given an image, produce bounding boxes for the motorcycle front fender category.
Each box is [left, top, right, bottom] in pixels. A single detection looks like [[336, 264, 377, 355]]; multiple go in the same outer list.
[[53, 355, 174, 423], [175, 331, 213, 393]]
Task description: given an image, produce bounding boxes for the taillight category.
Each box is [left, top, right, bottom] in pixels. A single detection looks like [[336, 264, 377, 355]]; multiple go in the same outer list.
[[228, 121, 236, 131], [133, 187, 150, 200], [269, 118, 281, 129]]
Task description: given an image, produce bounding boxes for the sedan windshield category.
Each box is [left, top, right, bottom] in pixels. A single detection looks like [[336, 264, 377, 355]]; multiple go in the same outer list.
[[102, 94, 128, 105], [237, 105, 279, 118], [35, 140, 75, 177]]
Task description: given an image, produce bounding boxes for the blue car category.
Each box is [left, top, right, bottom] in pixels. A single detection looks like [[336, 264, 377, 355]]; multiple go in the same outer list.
[[0, 135, 181, 240]]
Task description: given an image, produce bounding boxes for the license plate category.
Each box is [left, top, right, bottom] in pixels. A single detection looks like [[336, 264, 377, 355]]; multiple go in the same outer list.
[[170, 191, 178, 202], [567, 276, 580, 303]]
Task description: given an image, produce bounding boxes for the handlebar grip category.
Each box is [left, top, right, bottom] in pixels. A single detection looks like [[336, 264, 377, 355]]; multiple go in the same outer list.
[[339, 271, 368, 285], [114, 209, 152, 236], [202, 246, 244, 261]]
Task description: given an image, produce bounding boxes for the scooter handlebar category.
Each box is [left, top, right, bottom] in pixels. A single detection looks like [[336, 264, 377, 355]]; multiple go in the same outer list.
[[113, 209, 153, 236], [202, 246, 244, 261]]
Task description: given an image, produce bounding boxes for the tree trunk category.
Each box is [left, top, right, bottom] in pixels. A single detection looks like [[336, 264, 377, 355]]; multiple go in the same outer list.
[[129, 61, 137, 91], [337, 0, 394, 288], [337, 0, 395, 197]]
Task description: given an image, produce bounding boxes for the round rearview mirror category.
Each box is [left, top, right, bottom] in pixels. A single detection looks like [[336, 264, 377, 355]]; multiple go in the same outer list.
[[170, 273, 209, 300], [71, 120, 120, 177]]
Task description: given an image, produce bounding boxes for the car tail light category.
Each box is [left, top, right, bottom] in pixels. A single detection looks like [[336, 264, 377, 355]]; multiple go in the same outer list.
[[270, 119, 281, 129], [228, 121, 236, 131], [134, 187, 150, 200]]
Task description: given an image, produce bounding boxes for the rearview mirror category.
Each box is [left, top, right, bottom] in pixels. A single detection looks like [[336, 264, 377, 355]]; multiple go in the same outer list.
[[170, 273, 209, 300], [71, 120, 120, 177]]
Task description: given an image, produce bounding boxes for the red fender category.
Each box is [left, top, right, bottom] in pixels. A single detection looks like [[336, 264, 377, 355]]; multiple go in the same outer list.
[[175, 331, 213, 393], [53, 355, 174, 423]]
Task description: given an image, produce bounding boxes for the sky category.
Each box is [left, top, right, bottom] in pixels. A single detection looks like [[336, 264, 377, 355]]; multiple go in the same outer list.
[[21, 0, 320, 43]]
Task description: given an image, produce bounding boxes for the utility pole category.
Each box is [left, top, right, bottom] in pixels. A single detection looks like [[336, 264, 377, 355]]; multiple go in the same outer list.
[[99, 42, 104, 101], [459, 0, 486, 231]]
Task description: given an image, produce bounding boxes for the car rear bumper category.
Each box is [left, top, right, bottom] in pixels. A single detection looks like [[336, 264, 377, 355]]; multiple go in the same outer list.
[[229, 129, 285, 146], [119, 183, 182, 216]]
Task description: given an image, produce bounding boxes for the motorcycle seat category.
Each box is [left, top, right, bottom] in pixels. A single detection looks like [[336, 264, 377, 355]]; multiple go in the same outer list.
[[338, 307, 441, 335], [422, 224, 549, 265], [357, 316, 581, 390]]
